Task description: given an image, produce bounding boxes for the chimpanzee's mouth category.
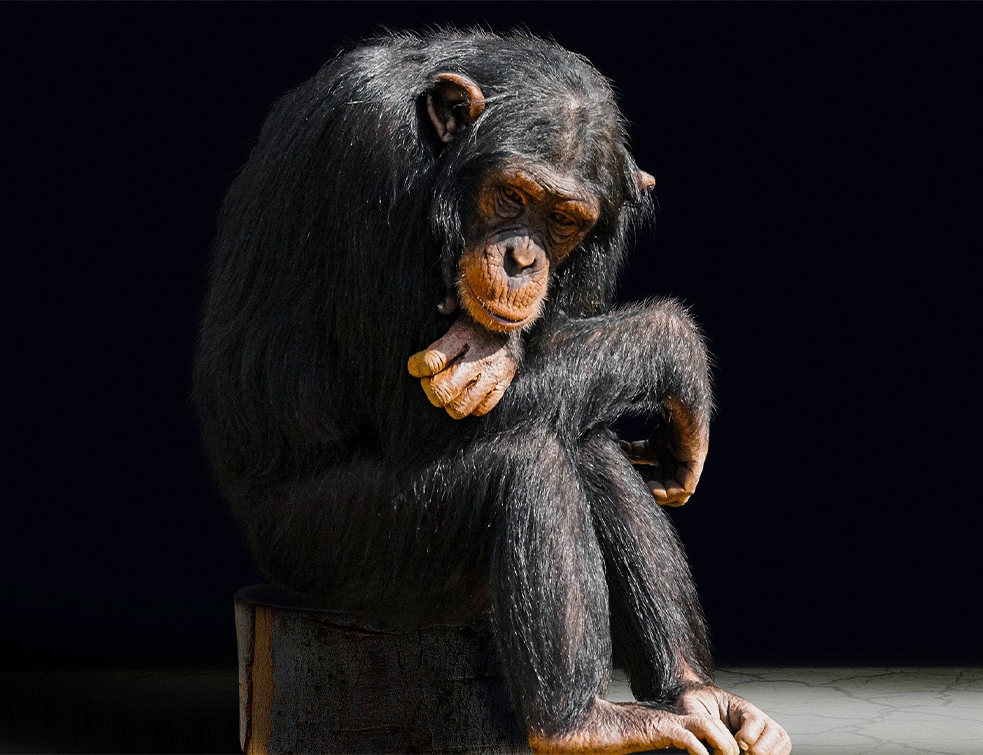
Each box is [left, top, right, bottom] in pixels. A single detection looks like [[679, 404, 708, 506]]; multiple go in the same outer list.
[[459, 281, 532, 330]]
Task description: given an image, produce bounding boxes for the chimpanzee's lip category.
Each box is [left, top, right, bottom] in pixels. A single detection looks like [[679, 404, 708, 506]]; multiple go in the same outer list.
[[460, 282, 531, 330], [478, 301, 528, 326]]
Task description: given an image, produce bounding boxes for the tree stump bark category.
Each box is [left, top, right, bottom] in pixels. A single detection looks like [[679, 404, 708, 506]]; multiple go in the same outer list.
[[234, 584, 527, 754]]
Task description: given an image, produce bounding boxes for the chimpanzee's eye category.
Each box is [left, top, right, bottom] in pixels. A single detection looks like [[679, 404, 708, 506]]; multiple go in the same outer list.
[[494, 185, 526, 219], [550, 211, 579, 234], [501, 186, 525, 205]]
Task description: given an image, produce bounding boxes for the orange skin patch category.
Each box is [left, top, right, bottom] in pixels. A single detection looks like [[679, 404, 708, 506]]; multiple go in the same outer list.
[[458, 167, 600, 333], [407, 314, 517, 419], [458, 244, 549, 332]]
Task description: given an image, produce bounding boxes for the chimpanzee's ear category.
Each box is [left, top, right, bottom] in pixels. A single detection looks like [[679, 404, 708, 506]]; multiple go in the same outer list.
[[426, 73, 486, 143], [636, 170, 657, 195]]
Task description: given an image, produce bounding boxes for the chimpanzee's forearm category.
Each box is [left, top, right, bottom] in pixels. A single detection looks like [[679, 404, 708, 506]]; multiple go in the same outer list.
[[492, 299, 712, 435]]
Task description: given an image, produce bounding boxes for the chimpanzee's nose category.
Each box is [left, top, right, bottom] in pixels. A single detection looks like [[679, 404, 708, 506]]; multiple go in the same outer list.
[[509, 243, 536, 269], [503, 240, 541, 278]]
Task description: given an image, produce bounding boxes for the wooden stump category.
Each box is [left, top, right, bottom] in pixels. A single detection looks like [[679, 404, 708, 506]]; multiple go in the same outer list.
[[234, 584, 527, 754]]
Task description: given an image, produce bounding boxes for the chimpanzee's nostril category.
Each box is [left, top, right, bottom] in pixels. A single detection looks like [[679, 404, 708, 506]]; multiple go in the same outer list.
[[504, 243, 538, 278], [503, 246, 520, 278]]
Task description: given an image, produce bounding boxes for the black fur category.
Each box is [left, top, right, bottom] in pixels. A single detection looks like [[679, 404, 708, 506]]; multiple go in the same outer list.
[[196, 29, 713, 737]]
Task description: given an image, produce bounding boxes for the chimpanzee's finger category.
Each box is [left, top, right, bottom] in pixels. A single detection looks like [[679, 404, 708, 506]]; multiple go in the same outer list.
[[647, 478, 691, 507], [407, 326, 471, 377], [408, 344, 457, 377], [419, 377, 445, 408], [686, 714, 739, 755], [674, 455, 706, 496], [445, 378, 484, 419], [621, 439, 654, 463], [470, 378, 510, 416], [737, 717, 792, 755], [428, 359, 483, 407]]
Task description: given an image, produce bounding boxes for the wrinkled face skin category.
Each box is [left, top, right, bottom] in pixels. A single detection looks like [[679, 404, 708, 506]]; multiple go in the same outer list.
[[458, 165, 601, 332]]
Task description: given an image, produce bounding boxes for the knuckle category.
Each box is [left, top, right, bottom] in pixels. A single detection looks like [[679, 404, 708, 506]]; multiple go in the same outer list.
[[447, 383, 482, 417], [421, 379, 445, 408], [432, 384, 457, 405], [682, 715, 704, 733], [447, 401, 475, 420], [424, 350, 448, 374], [446, 405, 469, 420], [425, 376, 456, 405]]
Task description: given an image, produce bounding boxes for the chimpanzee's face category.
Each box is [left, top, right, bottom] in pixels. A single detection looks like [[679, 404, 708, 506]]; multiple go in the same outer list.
[[457, 163, 600, 332]]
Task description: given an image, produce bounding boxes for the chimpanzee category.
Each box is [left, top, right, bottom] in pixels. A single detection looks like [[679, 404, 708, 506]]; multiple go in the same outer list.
[[195, 30, 790, 755]]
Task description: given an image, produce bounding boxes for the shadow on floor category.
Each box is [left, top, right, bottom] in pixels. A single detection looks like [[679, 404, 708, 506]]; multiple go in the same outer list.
[[0, 668, 240, 754]]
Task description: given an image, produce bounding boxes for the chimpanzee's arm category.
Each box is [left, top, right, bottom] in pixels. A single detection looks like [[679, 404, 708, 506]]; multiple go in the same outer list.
[[496, 299, 712, 506], [409, 298, 711, 504], [510, 299, 710, 429]]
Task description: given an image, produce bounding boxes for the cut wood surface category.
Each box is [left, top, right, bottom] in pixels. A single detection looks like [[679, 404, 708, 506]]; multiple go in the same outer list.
[[234, 584, 526, 754]]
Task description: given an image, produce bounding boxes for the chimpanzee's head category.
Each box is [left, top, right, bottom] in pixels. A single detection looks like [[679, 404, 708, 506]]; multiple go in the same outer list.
[[423, 39, 656, 331]]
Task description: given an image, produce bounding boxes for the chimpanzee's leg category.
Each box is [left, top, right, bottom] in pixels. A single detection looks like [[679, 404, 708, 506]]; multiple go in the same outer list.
[[575, 433, 794, 755], [489, 427, 742, 755], [230, 449, 500, 625], [237, 425, 743, 752], [487, 426, 612, 734], [578, 427, 713, 702]]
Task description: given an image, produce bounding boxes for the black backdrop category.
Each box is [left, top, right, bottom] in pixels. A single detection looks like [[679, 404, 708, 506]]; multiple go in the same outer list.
[[6, 2, 978, 671]]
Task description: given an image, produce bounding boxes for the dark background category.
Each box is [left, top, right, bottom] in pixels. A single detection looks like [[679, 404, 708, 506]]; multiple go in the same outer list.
[[6, 0, 979, 682]]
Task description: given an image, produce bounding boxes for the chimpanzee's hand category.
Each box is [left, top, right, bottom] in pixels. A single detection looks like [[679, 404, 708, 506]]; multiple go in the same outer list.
[[675, 686, 791, 755], [620, 396, 709, 506], [407, 314, 518, 419]]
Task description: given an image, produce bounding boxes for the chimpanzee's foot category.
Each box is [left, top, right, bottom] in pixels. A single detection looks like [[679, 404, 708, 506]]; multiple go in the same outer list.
[[675, 686, 791, 755], [528, 697, 740, 755]]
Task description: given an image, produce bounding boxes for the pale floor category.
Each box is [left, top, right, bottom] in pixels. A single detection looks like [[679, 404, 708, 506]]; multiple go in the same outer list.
[[606, 667, 983, 755], [1, 666, 980, 753]]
